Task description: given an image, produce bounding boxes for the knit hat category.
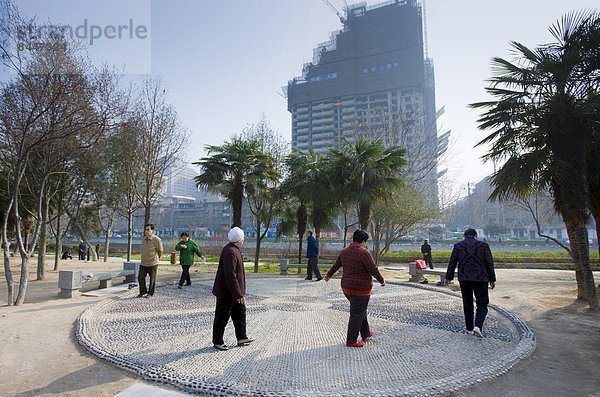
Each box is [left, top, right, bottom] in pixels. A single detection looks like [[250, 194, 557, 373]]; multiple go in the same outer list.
[[228, 227, 244, 243]]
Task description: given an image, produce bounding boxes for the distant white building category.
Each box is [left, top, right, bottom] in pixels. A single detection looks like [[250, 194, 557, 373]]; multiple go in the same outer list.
[[161, 158, 222, 203]]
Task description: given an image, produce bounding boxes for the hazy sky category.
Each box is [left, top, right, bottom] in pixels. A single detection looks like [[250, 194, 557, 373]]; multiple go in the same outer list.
[[9, 0, 597, 197]]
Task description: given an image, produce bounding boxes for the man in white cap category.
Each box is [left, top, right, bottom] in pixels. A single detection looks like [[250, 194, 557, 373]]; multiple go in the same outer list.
[[212, 226, 254, 350]]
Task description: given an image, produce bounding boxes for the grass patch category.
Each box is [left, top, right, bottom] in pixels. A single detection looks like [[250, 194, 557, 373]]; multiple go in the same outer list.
[[382, 249, 599, 264]]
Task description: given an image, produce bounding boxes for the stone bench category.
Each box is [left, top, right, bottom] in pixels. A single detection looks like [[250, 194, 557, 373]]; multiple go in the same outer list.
[[58, 261, 140, 298], [279, 259, 304, 275], [408, 262, 456, 283]]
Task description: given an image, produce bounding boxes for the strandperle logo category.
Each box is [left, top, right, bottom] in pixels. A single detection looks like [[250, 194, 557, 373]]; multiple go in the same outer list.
[[16, 19, 149, 49]]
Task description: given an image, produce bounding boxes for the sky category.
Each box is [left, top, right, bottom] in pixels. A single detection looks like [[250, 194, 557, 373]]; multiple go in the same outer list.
[[7, 0, 598, 198]]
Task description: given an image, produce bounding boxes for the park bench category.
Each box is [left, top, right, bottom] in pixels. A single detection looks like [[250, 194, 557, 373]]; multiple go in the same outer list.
[[58, 261, 140, 298], [279, 259, 304, 275], [408, 262, 457, 284]]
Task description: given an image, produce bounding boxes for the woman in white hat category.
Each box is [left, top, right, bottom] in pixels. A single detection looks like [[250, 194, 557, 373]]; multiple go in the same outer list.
[[211, 227, 254, 350]]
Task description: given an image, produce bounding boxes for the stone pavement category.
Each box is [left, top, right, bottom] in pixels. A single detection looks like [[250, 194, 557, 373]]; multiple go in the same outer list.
[[76, 278, 535, 396]]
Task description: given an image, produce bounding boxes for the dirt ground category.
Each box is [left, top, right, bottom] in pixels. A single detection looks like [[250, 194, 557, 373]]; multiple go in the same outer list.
[[1, 259, 599, 397]]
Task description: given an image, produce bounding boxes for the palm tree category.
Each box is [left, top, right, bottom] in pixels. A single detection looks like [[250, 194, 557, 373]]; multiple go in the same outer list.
[[283, 152, 311, 264], [329, 138, 406, 230], [284, 149, 337, 254], [471, 10, 600, 309], [194, 137, 278, 229]]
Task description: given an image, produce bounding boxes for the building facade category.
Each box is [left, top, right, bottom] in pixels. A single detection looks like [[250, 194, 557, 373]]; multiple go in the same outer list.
[[287, 0, 439, 204]]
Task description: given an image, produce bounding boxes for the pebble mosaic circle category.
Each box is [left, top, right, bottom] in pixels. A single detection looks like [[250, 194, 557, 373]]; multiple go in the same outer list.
[[76, 278, 536, 396]]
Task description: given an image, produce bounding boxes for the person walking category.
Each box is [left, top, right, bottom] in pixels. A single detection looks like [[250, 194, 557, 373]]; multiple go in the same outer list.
[[138, 223, 163, 298], [421, 238, 433, 269], [78, 240, 86, 260], [304, 230, 322, 281], [212, 227, 254, 351], [445, 228, 496, 338], [324, 229, 385, 348], [175, 232, 204, 289]]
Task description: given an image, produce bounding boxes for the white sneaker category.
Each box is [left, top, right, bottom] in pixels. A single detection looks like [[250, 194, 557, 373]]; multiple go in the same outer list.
[[213, 343, 229, 351], [467, 330, 474, 336], [237, 338, 254, 346], [473, 327, 483, 338]]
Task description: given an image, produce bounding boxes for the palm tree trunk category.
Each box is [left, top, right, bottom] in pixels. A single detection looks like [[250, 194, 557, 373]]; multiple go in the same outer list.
[[232, 178, 244, 228], [254, 223, 261, 273], [358, 203, 370, 230], [594, 212, 600, 259], [296, 204, 307, 264], [565, 220, 599, 309]]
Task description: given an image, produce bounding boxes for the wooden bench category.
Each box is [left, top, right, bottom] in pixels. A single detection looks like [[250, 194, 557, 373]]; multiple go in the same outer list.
[[279, 259, 304, 275], [408, 262, 456, 283], [58, 261, 140, 298]]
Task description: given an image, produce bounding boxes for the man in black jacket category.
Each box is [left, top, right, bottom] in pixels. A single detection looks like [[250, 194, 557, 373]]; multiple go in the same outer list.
[[445, 228, 496, 338], [212, 227, 254, 351], [421, 239, 433, 269]]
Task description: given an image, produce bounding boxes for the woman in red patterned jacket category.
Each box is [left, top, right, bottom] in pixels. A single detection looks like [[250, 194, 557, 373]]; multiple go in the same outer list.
[[324, 229, 385, 347]]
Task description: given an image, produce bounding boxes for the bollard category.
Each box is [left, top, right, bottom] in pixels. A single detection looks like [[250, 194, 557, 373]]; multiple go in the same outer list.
[[170, 252, 177, 265], [279, 259, 289, 275]]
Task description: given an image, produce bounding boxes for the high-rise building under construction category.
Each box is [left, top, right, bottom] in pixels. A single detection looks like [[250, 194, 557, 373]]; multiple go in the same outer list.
[[287, 0, 442, 205]]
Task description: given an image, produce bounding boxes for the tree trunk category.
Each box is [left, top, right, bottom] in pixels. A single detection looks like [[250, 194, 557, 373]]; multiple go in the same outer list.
[[253, 222, 262, 273], [37, 194, 49, 280], [53, 197, 63, 271], [595, 215, 600, 260], [370, 221, 380, 264], [358, 203, 370, 230], [296, 204, 307, 264], [565, 220, 598, 309], [24, 225, 31, 253], [104, 227, 111, 262], [2, 210, 15, 306], [144, 199, 151, 228], [343, 210, 349, 248], [127, 211, 133, 261], [14, 254, 29, 306]]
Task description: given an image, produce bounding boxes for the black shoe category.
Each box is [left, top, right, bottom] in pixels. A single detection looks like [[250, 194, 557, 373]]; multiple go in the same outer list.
[[177, 285, 183, 289], [315, 277, 323, 281], [304, 277, 312, 280], [136, 293, 145, 298], [237, 338, 254, 346]]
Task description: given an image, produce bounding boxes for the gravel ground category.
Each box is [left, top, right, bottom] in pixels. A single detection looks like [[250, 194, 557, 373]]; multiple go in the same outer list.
[[1, 260, 599, 397]]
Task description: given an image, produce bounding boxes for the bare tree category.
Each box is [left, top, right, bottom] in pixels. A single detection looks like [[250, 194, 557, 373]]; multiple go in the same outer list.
[[0, 4, 120, 304], [504, 193, 572, 254], [134, 77, 188, 226], [241, 116, 287, 272], [370, 185, 436, 264]]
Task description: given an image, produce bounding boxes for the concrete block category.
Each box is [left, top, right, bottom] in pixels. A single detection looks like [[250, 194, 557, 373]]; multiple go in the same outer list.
[[124, 261, 140, 282], [58, 270, 82, 298]]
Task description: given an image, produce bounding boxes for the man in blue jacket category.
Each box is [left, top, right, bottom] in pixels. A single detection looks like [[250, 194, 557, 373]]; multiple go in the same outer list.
[[305, 230, 323, 281], [445, 228, 496, 338]]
